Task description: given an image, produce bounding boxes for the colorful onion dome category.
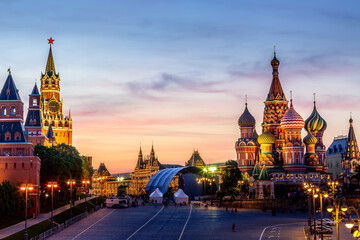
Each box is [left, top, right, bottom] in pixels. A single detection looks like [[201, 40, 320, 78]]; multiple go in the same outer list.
[[280, 101, 305, 129], [258, 130, 275, 145], [238, 104, 256, 127], [303, 132, 317, 145], [304, 103, 327, 133]]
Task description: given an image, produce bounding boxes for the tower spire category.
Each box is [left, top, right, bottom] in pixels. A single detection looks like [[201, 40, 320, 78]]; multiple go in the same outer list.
[[267, 49, 285, 101], [290, 90, 293, 107], [245, 94, 248, 107], [45, 38, 56, 74]]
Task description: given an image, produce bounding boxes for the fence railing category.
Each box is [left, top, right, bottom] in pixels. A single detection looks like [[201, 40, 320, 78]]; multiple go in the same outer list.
[[30, 204, 103, 240]]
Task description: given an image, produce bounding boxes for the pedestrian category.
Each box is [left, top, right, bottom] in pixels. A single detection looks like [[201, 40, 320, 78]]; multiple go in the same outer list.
[[235, 208, 237, 214], [232, 223, 236, 232]]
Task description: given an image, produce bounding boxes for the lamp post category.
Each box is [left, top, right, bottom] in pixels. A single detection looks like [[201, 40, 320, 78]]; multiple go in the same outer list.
[[327, 196, 347, 240], [328, 181, 339, 196], [314, 192, 329, 240], [208, 167, 217, 203], [20, 184, 33, 240], [344, 206, 360, 239], [67, 180, 76, 218], [304, 182, 318, 240], [82, 180, 90, 212], [47, 182, 58, 229]]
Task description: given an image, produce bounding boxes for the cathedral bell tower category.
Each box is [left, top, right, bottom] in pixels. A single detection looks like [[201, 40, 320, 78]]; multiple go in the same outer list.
[[40, 38, 72, 145]]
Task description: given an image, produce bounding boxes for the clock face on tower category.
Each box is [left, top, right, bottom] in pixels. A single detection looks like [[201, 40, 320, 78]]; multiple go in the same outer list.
[[48, 100, 60, 113]]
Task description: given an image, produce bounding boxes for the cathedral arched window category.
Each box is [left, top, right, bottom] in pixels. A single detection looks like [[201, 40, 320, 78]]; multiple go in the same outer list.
[[51, 121, 55, 127], [1, 106, 6, 115], [45, 79, 49, 85], [59, 122, 63, 128], [10, 106, 16, 115], [65, 121, 69, 127], [51, 79, 55, 84]]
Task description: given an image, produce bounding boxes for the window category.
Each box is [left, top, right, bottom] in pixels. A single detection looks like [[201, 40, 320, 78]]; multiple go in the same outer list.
[[4, 152, 9, 156], [1, 106, 6, 115], [5, 132, 11, 141], [22, 163, 24, 169], [14, 163, 16, 169], [5, 163, 7, 169], [10, 106, 16, 115], [18, 151, 23, 156], [15, 132, 21, 141], [30, 162, 33, 168], [33, 98, 37, 106], [52, 79, 55, 84]]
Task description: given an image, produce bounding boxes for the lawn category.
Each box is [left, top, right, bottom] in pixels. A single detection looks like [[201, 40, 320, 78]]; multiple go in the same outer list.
[[0, 216, 24, 230], [2, 220, 51, 240]]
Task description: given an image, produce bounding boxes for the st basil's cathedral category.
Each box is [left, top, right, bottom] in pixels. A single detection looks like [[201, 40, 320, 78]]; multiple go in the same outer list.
[[235, 51, 330, 198]]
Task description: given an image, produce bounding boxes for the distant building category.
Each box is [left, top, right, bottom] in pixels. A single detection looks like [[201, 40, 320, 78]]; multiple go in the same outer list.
[[185, 150, 206, 167], [0, 70, 41, 216], [342, 117, 360, 173], [92, 163, 113, 196], [326, 135, 347, 177]]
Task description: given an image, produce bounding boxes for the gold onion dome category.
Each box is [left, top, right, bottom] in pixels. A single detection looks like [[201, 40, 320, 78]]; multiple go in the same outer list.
[[238, 104, 256, 127], [280, 101, 305, 129], [303, 132, 317, 145], [258, 130, 275, 145], [271, 51, 280, 66], [304, 103, 327, 133]]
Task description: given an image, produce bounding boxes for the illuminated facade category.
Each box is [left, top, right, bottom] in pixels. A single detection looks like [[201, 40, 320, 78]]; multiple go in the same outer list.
[[40, 39, 72, 145], [0, 70, 41, 216], [236, 52, 330, 193], [128, 145, 162, 195], [342, 117, 360, 173]]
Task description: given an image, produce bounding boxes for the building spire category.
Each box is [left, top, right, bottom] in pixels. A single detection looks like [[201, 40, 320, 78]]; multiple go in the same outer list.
[[45, 38, 56, 74], [345, 115, 360, 161], [245, 94, 248, 107], [267, 49, 285, 101], [290, 90, 293, 107]]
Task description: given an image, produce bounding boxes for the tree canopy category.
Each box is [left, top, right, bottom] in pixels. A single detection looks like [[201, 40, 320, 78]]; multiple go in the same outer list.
[[218, 160, 242, 200], [35, 143, 92, 186]]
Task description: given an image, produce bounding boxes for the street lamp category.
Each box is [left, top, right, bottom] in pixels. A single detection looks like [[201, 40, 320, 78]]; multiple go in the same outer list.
[[82, 180, 90, 212], [304, 182, 319, 240], [314, 191, 328, 240], [20, 184, 34, 240], [67, 180, 76, 218], [47, 182, 58, 229], [328, 181, 339, 196], [327, 196, 347, 240], [343, 206, 360, 239]]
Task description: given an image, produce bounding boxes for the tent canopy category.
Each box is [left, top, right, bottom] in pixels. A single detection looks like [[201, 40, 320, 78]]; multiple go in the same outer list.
[[174, 189, 188, 198], [150, 188, 163, 197]]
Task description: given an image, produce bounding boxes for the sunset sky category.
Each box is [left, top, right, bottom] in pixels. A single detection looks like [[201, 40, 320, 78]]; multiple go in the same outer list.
[[0, 1, 359, 173]]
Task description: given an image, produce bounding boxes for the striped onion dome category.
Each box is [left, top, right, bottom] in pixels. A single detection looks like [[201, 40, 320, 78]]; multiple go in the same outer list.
[[304, 103, 327, 133], [303, 132, 317, 145], [238, 104, 256, 127], [258, 130, 275, 145], [280, 102, 305, 129]]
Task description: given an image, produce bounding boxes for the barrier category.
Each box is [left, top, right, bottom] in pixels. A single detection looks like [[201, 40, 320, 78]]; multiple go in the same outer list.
[[29, 204, 103, 240]]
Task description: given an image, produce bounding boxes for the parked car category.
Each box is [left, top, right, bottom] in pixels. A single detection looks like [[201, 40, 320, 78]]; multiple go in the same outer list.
[[105, 196, 130, 208]]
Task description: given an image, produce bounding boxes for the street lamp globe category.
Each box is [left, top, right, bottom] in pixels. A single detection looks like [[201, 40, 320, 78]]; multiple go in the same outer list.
[[341, 205, 348, 212], [345, 218, 355, 229], [327, 205, 334, 213]]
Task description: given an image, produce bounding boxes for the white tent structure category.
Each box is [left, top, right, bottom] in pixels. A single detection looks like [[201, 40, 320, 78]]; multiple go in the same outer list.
[[149, 188, 163, 203], [174, 189, 189, 204]]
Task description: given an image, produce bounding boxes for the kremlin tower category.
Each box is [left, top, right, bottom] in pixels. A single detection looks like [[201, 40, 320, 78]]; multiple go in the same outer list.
[[40, 38, 72, 145]]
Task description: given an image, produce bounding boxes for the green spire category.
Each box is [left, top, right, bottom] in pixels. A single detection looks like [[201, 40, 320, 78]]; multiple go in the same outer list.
[[45, 45, 56, 74], [259, 165, 270, 180], [252, 161, 261, 179]]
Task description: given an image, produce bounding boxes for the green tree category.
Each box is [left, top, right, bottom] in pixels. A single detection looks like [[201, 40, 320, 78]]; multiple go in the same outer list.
[[0, 181, 27, 219], [218, 160, 242, 200], [81, 156, 93, 180]]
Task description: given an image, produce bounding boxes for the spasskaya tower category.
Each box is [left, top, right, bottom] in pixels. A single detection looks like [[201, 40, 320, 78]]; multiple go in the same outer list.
[[40, 38, 72, 145]]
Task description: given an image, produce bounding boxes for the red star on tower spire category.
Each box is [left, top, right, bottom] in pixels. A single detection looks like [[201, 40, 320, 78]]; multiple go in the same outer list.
[[48, 37, 54, 44]]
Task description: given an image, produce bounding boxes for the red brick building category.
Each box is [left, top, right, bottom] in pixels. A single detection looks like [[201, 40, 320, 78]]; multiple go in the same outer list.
[[0, 70, 41, 217]]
